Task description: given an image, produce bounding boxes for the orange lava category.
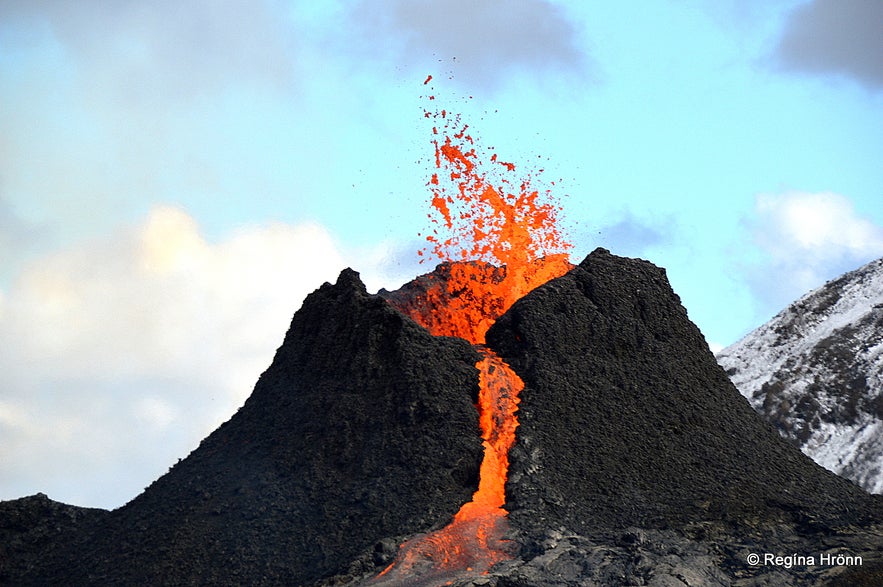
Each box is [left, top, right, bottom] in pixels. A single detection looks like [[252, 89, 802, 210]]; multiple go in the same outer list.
[[409, 81, 573, 344], [369, 351, 521, 585], [372, 79, 573, 584], [419, 88, 571, 272], [387, 257, 571, 345]]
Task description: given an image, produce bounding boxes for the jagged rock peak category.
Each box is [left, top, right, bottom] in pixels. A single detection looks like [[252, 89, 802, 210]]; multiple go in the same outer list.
[[333, 266, 368, 293]]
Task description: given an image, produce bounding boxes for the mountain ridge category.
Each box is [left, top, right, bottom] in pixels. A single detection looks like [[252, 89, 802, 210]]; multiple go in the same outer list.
[[717, 256, 883, 494]]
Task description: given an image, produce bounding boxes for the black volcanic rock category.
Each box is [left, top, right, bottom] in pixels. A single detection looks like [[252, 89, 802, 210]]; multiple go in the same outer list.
[[486, 249, 881, 539], [0, 493, 107, 583], [19, 269, 483, 586]]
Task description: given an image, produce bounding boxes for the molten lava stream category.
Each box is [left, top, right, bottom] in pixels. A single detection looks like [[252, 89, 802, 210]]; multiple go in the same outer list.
[[369, 349, 523, 585], [371, 256, 569, 584]]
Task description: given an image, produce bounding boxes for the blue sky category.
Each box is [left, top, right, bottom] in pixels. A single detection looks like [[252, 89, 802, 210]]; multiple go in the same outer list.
[[1, 0, 881, 508]]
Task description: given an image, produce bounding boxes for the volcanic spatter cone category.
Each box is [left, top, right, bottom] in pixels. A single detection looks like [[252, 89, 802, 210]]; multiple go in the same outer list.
[[5, 252, 883, 586], [4, 83, 882, 585]]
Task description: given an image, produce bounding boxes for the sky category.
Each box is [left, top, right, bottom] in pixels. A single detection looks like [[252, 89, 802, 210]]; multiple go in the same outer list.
[[1, 0, 881, 509]]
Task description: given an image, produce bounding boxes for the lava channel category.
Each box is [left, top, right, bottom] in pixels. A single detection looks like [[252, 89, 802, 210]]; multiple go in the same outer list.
[[369, 78, 573, 584], [368, 350, 522, 585]]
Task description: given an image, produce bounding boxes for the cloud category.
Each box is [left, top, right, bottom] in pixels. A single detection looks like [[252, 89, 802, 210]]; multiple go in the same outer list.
[[753, 192, 883, 260], [0, 206, 402, 508], [349, 0, 591, 90], [0, 0, 296, 101], [746, 191, 883, 310], [772, 0, 883, 90], [0, 0, 310, 251]]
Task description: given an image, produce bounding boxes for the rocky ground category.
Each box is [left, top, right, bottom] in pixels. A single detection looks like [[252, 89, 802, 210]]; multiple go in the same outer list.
[[319, 523, 883, 586]]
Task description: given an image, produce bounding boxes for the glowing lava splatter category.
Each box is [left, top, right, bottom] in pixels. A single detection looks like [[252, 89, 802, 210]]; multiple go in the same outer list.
[[406, 76, 573, 344], [373, 78, 573, 585]]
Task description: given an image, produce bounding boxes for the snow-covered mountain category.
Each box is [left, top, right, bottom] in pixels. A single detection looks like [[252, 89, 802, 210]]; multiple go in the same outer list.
[[717, 257, 883, 494]]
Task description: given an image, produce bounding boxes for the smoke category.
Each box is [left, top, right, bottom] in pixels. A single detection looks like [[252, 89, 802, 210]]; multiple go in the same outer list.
[[772, 0, 883, 90], [596, 211, 676, 257]]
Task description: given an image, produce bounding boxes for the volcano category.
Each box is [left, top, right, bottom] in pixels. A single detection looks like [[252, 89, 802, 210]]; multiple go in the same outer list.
[[5, 251, 883, 586], [3, 89, 883, 585]]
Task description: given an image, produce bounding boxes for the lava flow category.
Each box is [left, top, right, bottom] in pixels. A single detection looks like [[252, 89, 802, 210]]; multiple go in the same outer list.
[[371, 81, 572, 585]]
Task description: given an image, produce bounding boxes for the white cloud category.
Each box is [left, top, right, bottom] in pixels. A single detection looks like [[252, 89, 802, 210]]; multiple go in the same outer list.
[[746, 191, 883, 312], [133, 396, 180, 431], [754, 192, 883, 261], [0, 206, 400, 508]]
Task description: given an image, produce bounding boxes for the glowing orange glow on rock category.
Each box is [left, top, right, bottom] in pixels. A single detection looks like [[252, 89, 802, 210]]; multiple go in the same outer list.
[[372, 78, 573, 584], [386, 257, 571, 345]]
